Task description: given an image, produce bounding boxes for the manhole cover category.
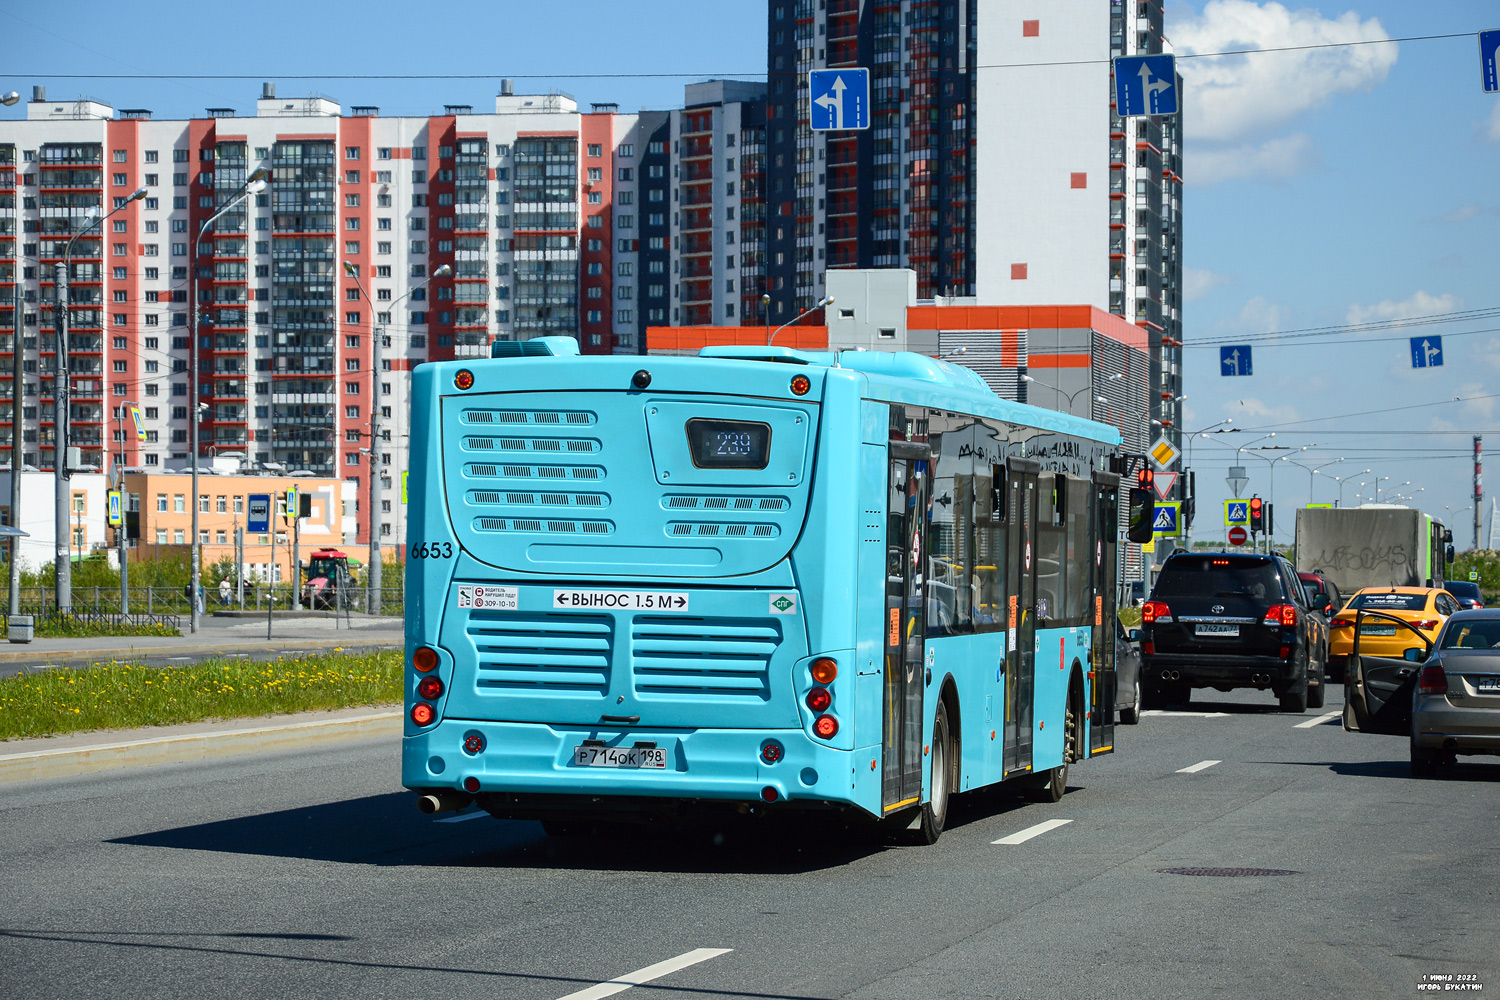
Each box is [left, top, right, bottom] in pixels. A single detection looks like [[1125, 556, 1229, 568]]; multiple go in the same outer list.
[[1157, 867, 1300, 877]]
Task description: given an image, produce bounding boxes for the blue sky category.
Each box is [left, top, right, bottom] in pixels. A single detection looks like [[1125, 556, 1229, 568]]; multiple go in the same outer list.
[[3, 0, 1498, 547]]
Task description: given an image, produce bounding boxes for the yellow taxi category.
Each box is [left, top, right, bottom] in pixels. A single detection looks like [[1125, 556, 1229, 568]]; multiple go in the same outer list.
[[1328, 586, 1463, 672]]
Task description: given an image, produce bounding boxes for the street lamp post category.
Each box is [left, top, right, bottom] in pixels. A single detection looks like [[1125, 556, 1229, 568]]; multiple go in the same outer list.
[[1337, 469, 1371, 507], [1020, 372, 1117, 417], [54, 186, 147, 614], [1180, 420, 1234, 551], [344, 261, 451, 615], [767, 295, 833, 347], [189, 170, 267, 634], [1247, 445, 1293, 552]]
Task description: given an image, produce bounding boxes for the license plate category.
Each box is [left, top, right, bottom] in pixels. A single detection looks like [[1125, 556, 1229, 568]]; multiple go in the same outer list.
[[573, 745, 668, 769], [1196, 623, 1239, 637], [1359, 625, 1397, 636], [1477, 677, 1500, 694]]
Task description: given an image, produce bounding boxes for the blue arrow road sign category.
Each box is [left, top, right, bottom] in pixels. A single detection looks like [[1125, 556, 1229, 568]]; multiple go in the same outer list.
[[1481, 30, 1500, 93], [1410, 335, 1444, 368], [809, 69, 870, 131], [1114, 55, 1178, 116], [1220, 345, 1253, 377]]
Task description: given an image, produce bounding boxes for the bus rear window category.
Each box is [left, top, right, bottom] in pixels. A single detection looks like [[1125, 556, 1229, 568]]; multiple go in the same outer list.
[[686, 419, 771, 469]]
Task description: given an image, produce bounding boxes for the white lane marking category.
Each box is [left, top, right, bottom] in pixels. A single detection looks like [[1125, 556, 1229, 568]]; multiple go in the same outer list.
[[992, 818, 1073, 845], [1177, 759, 1221, 774], [1140, 710, 1230, 718], [555, 948, 734, 1000], [1295, 711, 1342, 729], [435, 810, 488, 824]]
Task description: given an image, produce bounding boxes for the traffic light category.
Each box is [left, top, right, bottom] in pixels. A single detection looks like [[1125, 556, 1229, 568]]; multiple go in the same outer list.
[[1265, 502, 1274, 539], [1249, 496, 1264, 533], [1137, 466, 1154, 491]]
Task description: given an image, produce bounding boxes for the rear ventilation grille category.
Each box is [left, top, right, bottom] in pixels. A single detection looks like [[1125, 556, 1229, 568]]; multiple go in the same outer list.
[[473, 517, 614, 535], [667, 522, 779, 539], [631, 616, 780, 700], [465, 464, 605, 481], [462, 409, 596, 426], [662, 496, 790, 511], [467, 491, 610, 508], [468, 612, 612, 695], [464, 437, 600, 454]]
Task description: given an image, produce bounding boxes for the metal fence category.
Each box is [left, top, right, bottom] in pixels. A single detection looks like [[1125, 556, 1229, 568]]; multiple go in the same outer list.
[[3, 586, 405, 617]]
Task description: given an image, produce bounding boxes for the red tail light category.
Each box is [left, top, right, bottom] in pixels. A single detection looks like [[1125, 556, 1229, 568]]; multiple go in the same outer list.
[[412, 646, 439, 673], [1330, 618, 1354, 629], [410, 703, 435, 726], [806, 687, 832, 712], [417, 675, 444, 700], [813, 715, 839, 739], [1263, 604, 1298, 627], [1142, 640, 1154, 656], [1410, 620, 1439, 631], [1142, 601, 1171, 624], [1417, 664, 1447, 696]]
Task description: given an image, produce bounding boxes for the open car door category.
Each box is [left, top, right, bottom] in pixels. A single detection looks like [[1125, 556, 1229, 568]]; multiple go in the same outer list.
[[1343, 610, 1432, 735]]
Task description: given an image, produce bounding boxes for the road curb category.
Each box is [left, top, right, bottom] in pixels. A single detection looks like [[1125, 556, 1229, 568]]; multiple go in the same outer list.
[[0, 710, 402, 786], [0, 636, 402, 668]]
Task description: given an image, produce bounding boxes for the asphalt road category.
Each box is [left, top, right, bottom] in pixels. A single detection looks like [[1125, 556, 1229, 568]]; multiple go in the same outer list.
[[1, 686, 1496, 1000]]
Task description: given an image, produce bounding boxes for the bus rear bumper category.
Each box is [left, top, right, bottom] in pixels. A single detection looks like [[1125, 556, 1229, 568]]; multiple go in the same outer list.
[[403, 719, 879, 819]]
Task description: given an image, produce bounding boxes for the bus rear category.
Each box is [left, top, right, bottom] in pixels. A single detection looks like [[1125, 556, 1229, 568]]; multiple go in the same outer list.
[[403, 342, 864, 822]]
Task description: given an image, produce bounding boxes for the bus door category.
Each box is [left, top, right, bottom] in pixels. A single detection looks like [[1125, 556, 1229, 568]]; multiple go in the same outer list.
[[883, 442, 929, 814], [1090, 473, 1120, 754], [1004, 460, 1040, 777]]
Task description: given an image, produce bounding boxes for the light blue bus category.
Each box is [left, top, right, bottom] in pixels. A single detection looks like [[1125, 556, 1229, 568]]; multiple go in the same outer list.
[[403, 338, 1147, 842]]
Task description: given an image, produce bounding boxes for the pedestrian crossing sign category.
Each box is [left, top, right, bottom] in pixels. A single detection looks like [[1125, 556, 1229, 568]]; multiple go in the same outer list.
[[1152, 501, 1181, 536], [1225, 500, 1249, 525], [107, 490, 122, 527]]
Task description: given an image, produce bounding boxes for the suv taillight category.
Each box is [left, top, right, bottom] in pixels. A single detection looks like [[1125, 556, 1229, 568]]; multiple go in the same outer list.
[[1142, 600, 1172, 624], [1330, 618, 1354, 629], [1263, 603, 1298, 627], [1416, 664, 1447, 696]]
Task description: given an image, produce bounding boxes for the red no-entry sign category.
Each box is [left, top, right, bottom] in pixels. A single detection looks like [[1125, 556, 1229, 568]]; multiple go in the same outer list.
[[1228, 525, 1248, 546]]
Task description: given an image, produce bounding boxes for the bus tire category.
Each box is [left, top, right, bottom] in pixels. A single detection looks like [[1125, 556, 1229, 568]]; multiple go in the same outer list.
[[1026, 690, 1076, 803], [915, 699, 955, 845]]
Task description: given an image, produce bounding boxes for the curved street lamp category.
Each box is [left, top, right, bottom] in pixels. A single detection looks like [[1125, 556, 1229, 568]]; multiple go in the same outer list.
[[188, 169, 267, 633], [767, 294, 833, 347], [54, 185, 148, 614], [344, 262, 451, 614]]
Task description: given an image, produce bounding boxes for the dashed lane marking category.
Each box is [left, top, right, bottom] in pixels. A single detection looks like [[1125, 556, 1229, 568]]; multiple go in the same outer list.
[[1140, 710, 1230, 718], [435, 810, 488, 824], [1177, 759, 1222, 774], [992, 818, 1073, 845], [555, 948, 734, 1000], [1295, 711, 1342, 729]]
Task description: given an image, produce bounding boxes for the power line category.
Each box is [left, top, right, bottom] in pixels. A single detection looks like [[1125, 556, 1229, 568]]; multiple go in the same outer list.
[[1185, 311, 1500, 349], [9, 30, 1479, 82]]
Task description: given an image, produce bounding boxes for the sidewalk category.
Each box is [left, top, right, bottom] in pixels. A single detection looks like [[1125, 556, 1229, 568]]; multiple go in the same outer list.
[[0, 614, 404, 676], [0, 704, 402, 785]]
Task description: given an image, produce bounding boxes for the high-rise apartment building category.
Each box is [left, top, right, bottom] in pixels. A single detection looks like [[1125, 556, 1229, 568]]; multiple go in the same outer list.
[[0, 84, 644, 555], [751, 0, 1184, 441]]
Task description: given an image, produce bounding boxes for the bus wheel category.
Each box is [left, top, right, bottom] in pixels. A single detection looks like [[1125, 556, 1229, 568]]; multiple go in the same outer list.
[[915, 699, 954, 845], [1027, 695, 1075, 803]]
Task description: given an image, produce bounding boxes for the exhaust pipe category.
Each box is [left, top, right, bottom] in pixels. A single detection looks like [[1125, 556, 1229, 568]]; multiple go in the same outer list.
[[417, 791, 473, 815], [1170, 670, 1181, 681]]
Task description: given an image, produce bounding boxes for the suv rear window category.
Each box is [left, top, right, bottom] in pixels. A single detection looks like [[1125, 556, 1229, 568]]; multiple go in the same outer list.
[[1347, 592, 1428, 611], [1153, 556, 1282, 600], [1445, 582, 1482, 601]]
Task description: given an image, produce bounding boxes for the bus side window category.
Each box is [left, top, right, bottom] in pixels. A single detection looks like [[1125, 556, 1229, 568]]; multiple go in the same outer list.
[[975, 462, 1006, 631]]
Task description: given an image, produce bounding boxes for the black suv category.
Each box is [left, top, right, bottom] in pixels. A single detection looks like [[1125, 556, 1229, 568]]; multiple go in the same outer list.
[[1140, 552, 1329, 713]]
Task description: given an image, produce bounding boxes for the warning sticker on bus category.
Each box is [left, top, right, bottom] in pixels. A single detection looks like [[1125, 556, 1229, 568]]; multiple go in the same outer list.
[[553, 590, 690, 611], [457, 585, 519, 611]]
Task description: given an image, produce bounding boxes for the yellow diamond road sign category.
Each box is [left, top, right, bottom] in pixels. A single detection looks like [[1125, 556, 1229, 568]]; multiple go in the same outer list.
[[1149, 436, 1180, 470]]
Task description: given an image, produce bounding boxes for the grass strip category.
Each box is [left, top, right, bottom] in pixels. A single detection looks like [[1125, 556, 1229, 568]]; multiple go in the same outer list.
[[5, 617, 181, 640], [0, 649, 403, 742]]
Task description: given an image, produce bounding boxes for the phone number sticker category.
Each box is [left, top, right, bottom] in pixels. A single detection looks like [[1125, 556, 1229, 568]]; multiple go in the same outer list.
[[456, 585, 519, 611], [553, 590, 689, 611]]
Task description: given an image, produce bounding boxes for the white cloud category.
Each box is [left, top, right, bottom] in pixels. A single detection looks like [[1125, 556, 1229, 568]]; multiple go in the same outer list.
[[1236, 295, 1284, 333], [1439, 205, 1484, 224], [1172, 1, 1398, 144], [1190, 132, 1318, 184], [1230, 396, 1301, 425], [1486, 100, 1500, 143], [1183, 266, 1232, 301], [1345, 290, 1463, 326]]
